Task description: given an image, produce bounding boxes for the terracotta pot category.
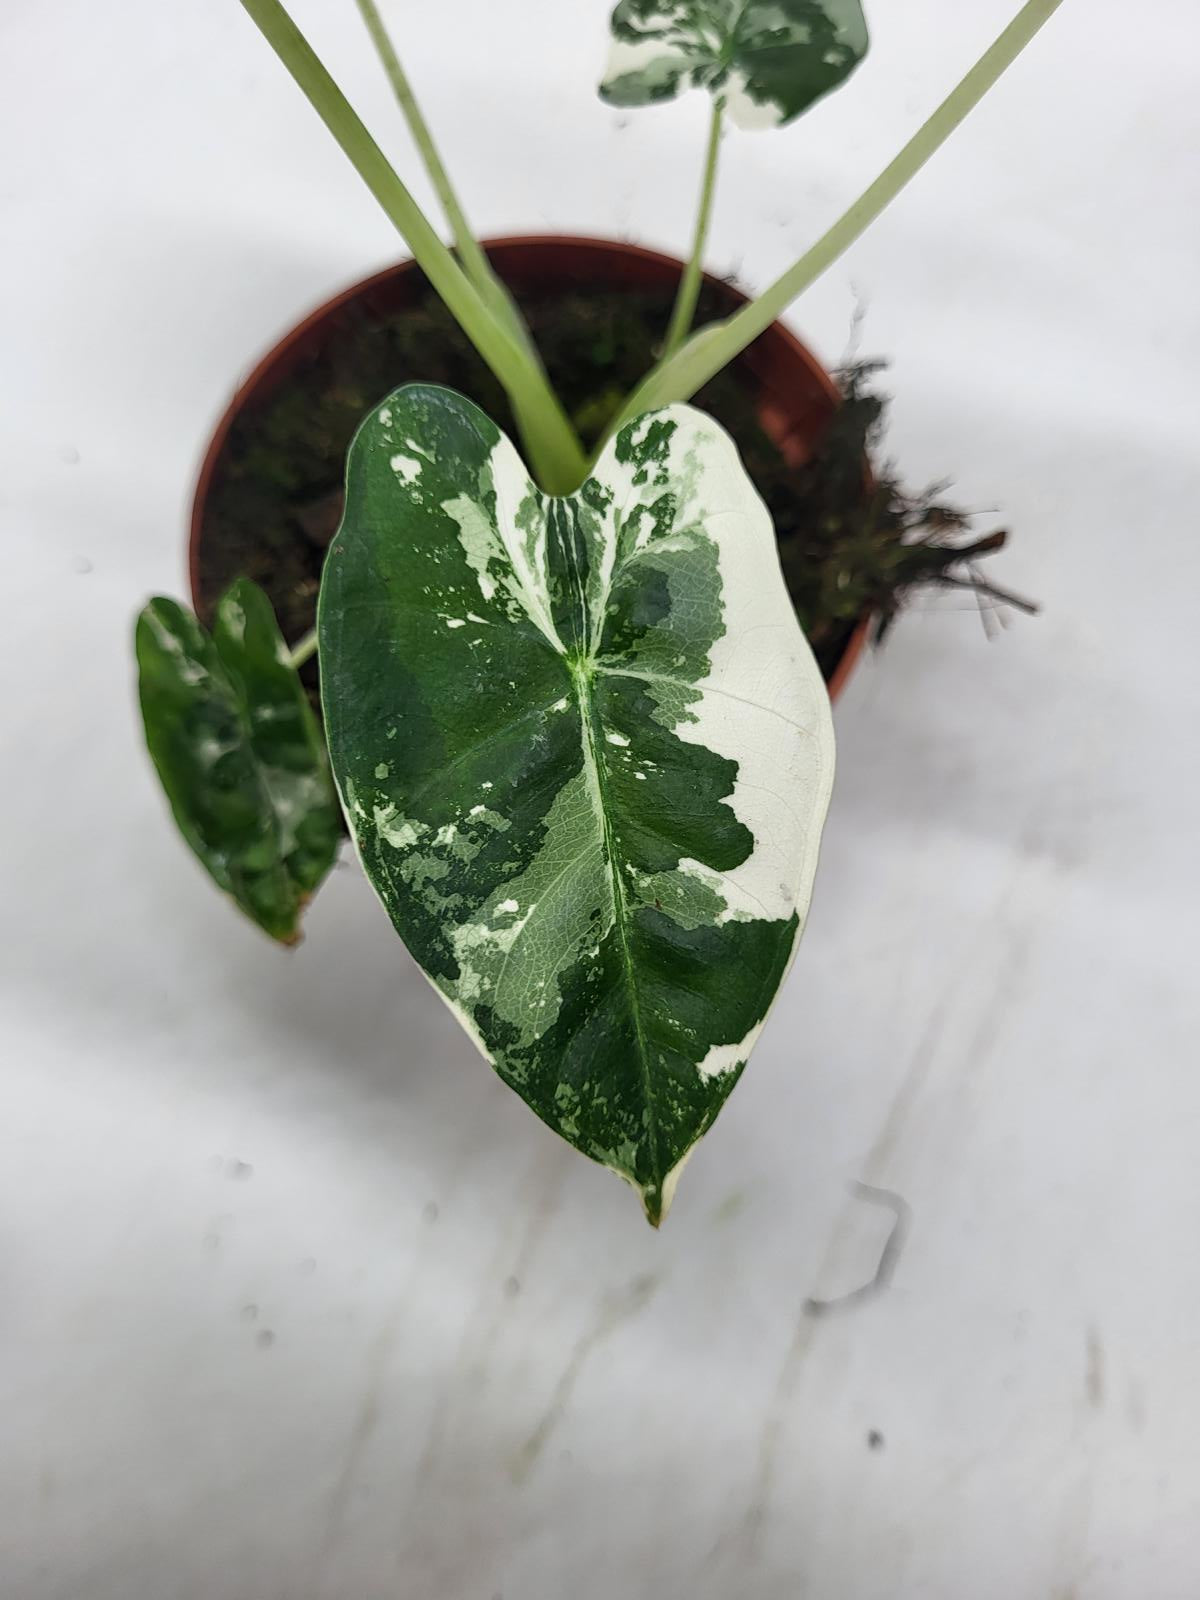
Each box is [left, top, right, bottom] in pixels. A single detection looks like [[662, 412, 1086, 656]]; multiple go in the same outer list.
[[189, 234, 870, 697]]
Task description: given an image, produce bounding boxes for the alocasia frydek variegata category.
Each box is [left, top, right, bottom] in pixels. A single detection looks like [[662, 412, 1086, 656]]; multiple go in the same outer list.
[[135, 0, 1069, 1216], [317, 385, 835, 1220]]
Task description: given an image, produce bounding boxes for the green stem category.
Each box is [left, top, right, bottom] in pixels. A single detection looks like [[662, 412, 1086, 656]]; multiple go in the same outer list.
[[605, 0, 1067, 438], [352, 0, 540, 358], [286, 628, 319, 670], [662, 99, 723, 359], [239, 0, 587, 494], [352, 1, 490, 291]]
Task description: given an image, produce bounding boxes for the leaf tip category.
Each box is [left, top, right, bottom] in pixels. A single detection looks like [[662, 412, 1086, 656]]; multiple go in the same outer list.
[[639, 1145, 696, 1227]]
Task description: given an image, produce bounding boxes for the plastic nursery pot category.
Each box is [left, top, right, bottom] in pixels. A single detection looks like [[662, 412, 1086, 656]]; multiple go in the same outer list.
[[189, 234, 871, 699]]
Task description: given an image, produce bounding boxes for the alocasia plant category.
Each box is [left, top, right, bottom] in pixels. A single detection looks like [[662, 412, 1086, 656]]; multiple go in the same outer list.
[[135, 0, 1068, 1217]]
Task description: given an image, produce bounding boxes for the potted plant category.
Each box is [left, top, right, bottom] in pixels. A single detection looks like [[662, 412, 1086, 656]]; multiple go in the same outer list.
[[136, 0, 1064, 1223]]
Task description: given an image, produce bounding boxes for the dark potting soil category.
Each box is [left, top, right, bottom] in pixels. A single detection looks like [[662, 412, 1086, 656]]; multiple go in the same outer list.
[[195, 278, 1017, 688]]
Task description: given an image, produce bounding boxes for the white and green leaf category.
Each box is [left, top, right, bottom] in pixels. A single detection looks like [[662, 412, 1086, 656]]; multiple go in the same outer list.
[[318, 385, 835, 1222], [136, 580, 341, 944], [600, 0, 868, 129]]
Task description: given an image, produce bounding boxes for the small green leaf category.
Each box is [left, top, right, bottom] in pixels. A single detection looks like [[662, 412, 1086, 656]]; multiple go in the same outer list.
[[319, 385, 834, 1222], [135, 579, 341, 943], [600, 0, 868, 129]]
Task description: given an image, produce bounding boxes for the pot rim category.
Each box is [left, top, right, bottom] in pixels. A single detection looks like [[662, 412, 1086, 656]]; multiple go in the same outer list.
[[188, 232, 870, 696]]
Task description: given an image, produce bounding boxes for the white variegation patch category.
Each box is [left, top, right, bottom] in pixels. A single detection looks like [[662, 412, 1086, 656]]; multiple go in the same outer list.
[[442, 447, 562, 649], [695, 1018, 768, 1082], [591, 407, 834, 953]]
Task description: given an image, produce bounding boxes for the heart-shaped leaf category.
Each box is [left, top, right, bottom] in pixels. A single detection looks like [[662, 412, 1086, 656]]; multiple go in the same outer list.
[[600, 0, 868, 129], [319, 385, 834, 1221], [136, 579, 340, 943]]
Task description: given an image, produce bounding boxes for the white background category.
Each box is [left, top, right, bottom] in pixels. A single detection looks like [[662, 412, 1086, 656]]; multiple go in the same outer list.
[[3, 1, 1199, 1595]]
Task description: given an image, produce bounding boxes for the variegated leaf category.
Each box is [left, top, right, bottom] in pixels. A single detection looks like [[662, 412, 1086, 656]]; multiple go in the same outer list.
[[136, 580, 340, 943], [318, 385, 835, 1222], [600, 0, 868, 129]]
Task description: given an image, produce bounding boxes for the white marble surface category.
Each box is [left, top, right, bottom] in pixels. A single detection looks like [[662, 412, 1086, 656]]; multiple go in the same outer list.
[[3, 1, 1199, 1595]]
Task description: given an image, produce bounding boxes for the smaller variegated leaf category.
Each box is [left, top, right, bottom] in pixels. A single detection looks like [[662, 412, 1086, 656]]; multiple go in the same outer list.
[[135, 579, 340, 943], [319, 385, 835, 1223], [600, 0, 868, 129]]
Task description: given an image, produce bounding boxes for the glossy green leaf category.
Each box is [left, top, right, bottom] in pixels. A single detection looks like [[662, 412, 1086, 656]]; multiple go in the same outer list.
[[319, 385, 834, 1222], [136, 580, 340, 943], [600, 0, 868, 129]]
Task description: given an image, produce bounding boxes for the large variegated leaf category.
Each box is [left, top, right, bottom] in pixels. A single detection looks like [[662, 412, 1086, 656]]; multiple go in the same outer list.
[[600, 0, 868, 129], [319, 385, 834, 1222], [136, 580, 340, 944]]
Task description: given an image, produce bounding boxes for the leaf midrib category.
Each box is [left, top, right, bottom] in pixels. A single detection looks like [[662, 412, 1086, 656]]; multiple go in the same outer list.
[[570, 659, 663, 1203]]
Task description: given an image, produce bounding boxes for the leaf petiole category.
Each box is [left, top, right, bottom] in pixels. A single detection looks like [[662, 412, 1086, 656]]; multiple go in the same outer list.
[[238, 0, 588, 494], [606, 0, 1068, 438], [286, 627, 318, 670], [661, 98, 723, 359], [353, 0, 492, 293], [351, 0, 538, 359]]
